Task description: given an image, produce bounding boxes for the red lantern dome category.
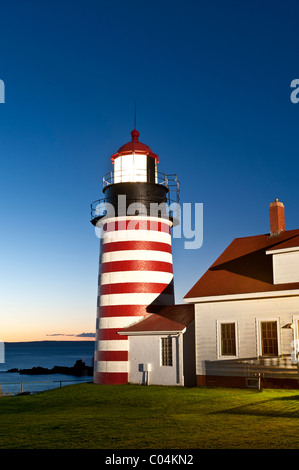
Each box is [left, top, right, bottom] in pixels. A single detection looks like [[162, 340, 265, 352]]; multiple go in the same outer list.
[[111, 129, 159, 162]]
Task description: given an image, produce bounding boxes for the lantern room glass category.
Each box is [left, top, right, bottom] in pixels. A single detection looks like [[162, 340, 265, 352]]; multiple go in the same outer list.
[[114, 154, 156, 183]]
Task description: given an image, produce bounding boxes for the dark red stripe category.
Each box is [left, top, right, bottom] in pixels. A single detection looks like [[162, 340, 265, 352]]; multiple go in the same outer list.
[[96, 350, 128, 362], [97, 328, 128, 341], [103, 220, 171, 233], [94, 372, 128, 385], [101, 260, 173, 274], [102, 240, 172, 254], [100, 282, 169, 295], [99, 305, 148, 317]]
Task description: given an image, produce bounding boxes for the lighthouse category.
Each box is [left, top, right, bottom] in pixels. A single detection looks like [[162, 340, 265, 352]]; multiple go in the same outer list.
[[91, 129, 179, 385]]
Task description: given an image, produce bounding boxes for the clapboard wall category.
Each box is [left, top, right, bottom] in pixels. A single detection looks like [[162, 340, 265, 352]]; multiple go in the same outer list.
[[194, 295, 299, 387]]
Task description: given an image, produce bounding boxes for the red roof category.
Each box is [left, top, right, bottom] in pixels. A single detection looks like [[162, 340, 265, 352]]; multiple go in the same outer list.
[[119, 304, 194, 334], [266, 233, 299, 251], [184, 228, 299, 299], [111, 129, 159, 162]]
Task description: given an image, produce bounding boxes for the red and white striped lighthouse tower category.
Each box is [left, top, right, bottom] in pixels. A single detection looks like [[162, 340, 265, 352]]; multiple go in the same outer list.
[[91, 129, 179, 385]]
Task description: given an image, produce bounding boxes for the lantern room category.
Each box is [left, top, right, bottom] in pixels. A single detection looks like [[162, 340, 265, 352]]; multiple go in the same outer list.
[[111, 129, 159, 184], [90, 129, 180, 225]]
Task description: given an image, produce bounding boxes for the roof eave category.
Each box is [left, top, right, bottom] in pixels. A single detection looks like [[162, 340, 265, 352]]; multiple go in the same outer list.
[[118, 327, 186, 336], [266, 246, 299, 255], [184, 289, 299, 303]]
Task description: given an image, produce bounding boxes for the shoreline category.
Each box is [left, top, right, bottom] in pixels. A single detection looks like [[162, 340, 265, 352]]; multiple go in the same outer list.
[[3, 360, 93, 377]]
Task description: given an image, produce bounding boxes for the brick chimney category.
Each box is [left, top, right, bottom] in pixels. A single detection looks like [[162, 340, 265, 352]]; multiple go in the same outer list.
[[269, 199, 285, 236]]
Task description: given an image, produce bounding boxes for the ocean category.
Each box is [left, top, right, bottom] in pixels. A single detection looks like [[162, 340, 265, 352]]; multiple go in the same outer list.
[[0, 341, 95, 395]]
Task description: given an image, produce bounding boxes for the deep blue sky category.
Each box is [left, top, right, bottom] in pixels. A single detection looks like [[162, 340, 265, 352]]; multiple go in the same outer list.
[[1, 0, 299, 340]]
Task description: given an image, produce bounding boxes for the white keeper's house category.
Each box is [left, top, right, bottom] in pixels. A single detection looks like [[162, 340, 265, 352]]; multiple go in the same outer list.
[[184, 199, 299, 389]]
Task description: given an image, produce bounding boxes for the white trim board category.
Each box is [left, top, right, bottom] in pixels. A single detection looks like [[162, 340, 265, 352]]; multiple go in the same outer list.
[[184, 289, 299, 303]]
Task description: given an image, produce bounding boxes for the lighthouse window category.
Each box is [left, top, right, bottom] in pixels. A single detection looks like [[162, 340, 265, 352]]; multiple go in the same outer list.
[[121, 154, 134, 181], [134, 154, 147, 182], [161, 337, 173, 366], [114, 154, 147, 183]]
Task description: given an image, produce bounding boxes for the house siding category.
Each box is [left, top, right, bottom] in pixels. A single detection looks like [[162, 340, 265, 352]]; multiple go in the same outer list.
[[273, 251, 299, 284], [195, 296, 299, 388], [128, 334, 184, 386]]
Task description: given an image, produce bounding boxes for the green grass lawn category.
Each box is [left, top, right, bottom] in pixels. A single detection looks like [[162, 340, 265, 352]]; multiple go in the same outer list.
[[1, 383, 299, 449]]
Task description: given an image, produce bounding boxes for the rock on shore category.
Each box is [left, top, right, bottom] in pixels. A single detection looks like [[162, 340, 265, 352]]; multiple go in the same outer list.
[[7, 359, 93, 377]]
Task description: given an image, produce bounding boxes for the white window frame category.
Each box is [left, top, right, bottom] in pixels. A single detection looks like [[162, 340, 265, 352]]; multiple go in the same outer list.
[[256, 318, 281, 358], [160, 336, 173, 367], [216, 321, 239, 360]]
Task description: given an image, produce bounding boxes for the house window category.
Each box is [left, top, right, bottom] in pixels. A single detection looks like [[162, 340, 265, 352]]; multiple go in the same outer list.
[[260, 321, 278, 356], [221, 323, 236, 356], [161, 337, 172, 366]]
